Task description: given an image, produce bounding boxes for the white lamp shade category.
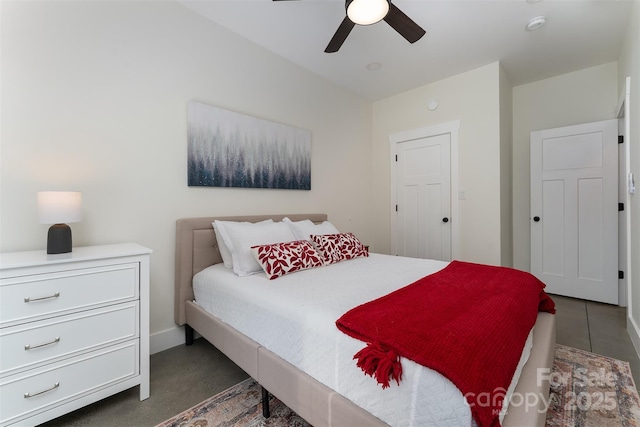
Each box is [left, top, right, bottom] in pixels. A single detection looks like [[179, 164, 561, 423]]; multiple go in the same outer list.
[[38, 191, 82, 224], [347, 0, 390, 25]]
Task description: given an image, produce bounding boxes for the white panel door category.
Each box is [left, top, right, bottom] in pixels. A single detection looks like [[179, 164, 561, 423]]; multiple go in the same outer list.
[[396, 134, 451, 261], [531, 119, 618, 304]]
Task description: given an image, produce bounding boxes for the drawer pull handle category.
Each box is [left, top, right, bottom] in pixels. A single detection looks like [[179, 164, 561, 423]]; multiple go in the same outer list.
[[25, 337, 60, 350], [24, 382, 60, 398], [24, 292, 60, 303]]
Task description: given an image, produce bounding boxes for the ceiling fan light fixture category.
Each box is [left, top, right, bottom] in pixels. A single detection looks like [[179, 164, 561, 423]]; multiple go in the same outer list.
[[346, 0, 390, 26]]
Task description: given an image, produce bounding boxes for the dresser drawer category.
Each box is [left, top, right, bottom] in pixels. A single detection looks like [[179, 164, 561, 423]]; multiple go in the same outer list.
[[0, 341, 139, 426], [0, 264, 138, 326], [0, 302, 138, 377]]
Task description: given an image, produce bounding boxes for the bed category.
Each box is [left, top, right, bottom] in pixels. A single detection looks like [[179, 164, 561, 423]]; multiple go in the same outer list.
[[174, 214, 556, 427]]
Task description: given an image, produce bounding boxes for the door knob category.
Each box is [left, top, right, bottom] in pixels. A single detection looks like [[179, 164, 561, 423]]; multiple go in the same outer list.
[[442, 217, 449, 223], [533, 216, 540, 222]]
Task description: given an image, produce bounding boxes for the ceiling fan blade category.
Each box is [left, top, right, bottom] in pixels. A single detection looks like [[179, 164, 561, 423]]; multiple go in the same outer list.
[[325, 17, 356, 53], [383, 3, 426, 44]]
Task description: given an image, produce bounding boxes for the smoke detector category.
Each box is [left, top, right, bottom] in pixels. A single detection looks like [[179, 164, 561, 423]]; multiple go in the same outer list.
[[526, 16, 547, 31]]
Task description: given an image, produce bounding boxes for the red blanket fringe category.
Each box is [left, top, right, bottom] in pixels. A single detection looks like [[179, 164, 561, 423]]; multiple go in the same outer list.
[[336, 260, 555, 427], [354, 341, 403, 389]]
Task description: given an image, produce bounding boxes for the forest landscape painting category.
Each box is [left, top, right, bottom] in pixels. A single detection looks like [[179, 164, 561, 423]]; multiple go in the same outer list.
[[187, 101, 311, 190]]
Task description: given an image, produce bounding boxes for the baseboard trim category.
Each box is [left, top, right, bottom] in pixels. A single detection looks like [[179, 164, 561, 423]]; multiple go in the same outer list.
[[627, 315, 640, 359], [150, 326, 185, 355]]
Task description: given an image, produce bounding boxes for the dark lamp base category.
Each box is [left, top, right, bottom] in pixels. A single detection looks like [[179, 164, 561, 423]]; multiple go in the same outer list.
[[47, 223, 72, 254]]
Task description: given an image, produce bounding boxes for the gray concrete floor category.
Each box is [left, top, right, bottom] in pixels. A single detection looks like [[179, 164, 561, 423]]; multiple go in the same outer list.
[[39, 294, 640, 426], [552, 294, 640, 388], [40, 338, 249, 427]]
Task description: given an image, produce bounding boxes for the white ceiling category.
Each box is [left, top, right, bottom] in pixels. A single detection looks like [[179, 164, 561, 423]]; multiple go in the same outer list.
[[179, 0, 634, 101]]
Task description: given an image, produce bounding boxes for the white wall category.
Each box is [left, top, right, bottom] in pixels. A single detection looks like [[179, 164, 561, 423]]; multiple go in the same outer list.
[[512, 63, 619, 272], [499, 64, 513, 267], [0, 1, 373, 352], [371, 62, 503, 265], [617, 1, 640, 350]]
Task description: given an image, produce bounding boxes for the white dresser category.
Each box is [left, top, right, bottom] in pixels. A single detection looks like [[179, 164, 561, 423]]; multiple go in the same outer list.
[[0, 243, 151, 426]]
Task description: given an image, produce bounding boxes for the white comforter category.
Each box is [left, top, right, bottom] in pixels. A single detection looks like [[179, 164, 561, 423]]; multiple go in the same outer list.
[[193, 253, 532, 427]]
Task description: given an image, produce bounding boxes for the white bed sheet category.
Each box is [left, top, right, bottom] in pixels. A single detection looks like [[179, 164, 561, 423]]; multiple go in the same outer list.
[[193, 253, 533, 427]]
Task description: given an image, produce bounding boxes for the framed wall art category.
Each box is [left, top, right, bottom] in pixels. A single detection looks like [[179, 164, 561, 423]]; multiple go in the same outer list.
[[187, 101, 311, 190]]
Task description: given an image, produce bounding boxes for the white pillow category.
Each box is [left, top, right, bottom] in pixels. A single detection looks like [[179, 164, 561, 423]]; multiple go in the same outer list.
[[283, 217, 340, 241], [213, 225, 233, 268], [213, 219, 273, 268], [214, 220, 297, 277]]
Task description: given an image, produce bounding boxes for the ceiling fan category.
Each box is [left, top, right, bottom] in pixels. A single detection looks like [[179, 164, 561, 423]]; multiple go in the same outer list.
[[273, 0, 426, 53]]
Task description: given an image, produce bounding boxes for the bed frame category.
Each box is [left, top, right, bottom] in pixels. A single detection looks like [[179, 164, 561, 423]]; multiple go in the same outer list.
[[175, 214, 556, 426]]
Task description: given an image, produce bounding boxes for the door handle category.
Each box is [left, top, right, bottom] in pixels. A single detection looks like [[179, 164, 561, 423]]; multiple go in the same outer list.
[[533, 216, 540, 222], [442, 217, 449, 223]]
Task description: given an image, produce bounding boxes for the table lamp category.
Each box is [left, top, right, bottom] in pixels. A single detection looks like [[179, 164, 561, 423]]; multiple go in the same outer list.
[[37, 191, 82, 254]]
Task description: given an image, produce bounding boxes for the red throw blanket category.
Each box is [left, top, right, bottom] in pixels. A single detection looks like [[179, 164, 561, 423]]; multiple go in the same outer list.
[[336, 260, 555, 427]]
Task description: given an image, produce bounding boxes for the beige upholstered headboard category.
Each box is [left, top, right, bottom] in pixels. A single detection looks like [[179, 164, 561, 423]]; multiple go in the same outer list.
[[174, 214, 328, 325]]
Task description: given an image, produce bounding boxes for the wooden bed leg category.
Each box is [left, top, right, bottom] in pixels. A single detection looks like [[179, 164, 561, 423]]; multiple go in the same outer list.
[[261, 386, 271, 418], [185, 324, 194, 346]]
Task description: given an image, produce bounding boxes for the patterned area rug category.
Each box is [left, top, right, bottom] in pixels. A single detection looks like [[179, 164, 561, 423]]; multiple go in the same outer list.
[[155, 378, 308, 427], [157, 345, 640, 427], [546, 345, 640, 427]]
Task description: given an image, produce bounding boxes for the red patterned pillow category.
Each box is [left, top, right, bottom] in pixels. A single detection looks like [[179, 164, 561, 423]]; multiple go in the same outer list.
[[251, 240, 325, 280], [311, 233, 369, 264]]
